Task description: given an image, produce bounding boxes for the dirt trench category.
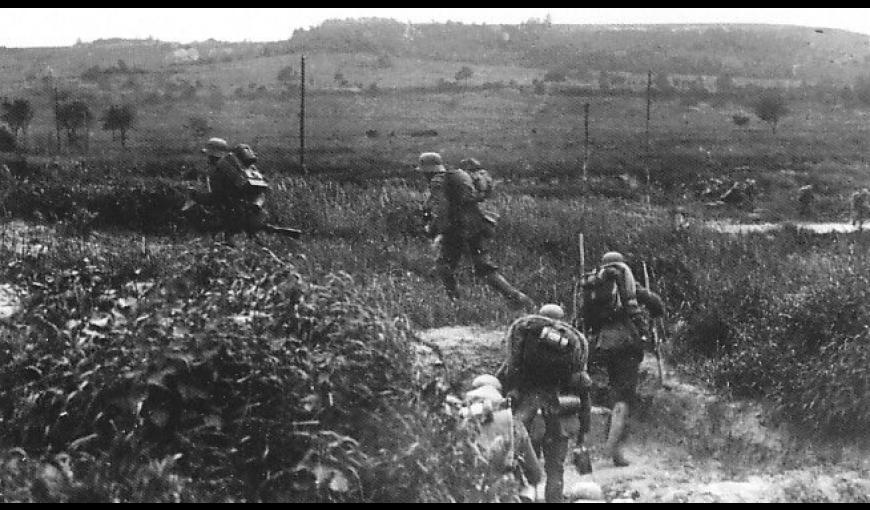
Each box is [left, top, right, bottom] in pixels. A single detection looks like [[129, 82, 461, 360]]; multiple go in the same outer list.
[[418, 325, 870, 503]]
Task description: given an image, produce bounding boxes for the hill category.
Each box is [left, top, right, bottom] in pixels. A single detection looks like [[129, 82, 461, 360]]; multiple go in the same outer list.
[[1, 20, 869, 89]]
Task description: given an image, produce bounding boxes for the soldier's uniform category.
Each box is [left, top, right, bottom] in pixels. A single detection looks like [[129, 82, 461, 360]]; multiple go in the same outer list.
[[499, 305, 590, 503], [581, 252, 664, 467], [418, 152, 534, 309]]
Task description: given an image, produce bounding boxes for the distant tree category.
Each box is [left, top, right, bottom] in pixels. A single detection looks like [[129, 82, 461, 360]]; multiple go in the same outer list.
[[655, 72, 675, 95], [598, 70, 611, 91], [455, 66, 474, 87], [277, 65, 299, 91], [1, 98, 34, 141], [116, 59, 129, 72], [81, 65, 103, 82], [122, 76, 140, 92], [376, 54, 393, 69], [688, 76, 708, 97], [754, 90, 789, 133], [57, 100, 93, 147], [185, 115, 212, 139], [732, 114, 750, 127], [101, 104, 135, 148], [543, 69, 567, 83], [715, 73, 735, 95]]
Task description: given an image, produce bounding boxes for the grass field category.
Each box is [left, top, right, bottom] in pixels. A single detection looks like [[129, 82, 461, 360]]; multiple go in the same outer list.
[[4, 48, 870, 501]]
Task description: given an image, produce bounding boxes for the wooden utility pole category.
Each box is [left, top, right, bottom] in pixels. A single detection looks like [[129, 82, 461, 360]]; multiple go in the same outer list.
[[582, 102, 590, 183], [53, 78, 61, 153], [645, 70, 652, 211], [299, 54, 306, 174]]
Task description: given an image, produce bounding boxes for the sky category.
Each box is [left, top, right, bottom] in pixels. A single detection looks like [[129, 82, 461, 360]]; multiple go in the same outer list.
[[1, 8, 869, 48]]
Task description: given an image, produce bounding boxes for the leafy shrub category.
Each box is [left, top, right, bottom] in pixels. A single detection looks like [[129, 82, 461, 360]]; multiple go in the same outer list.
[[0, 125, 16, 152], [732, 114, 750, 126], [0, 235, 508, 502]]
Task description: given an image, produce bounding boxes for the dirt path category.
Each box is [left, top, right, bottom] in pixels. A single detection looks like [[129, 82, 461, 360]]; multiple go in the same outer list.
[[419, 326, 870, 503]]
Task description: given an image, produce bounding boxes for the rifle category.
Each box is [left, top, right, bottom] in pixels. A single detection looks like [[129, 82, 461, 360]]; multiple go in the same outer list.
[[642, 261, 665, 386], [572, 234, 587, 336], [263, 224, 303, 239]]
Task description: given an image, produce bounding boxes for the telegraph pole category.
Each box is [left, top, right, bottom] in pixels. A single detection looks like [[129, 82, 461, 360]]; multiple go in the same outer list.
[[299, 53, 306, 175], [582, 102, 590, 184], [51, 70, 61, 153], [645, 70, 652, 211]]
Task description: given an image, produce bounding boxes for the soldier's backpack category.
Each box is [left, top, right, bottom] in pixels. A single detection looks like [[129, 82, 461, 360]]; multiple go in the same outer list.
[[216, 144, 270, 195], [580, 262, 636, 326], [513, 315, 582, 388]]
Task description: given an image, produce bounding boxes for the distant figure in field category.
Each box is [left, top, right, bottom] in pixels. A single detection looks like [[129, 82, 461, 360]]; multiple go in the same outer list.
[[798, 185, 816, 219], [670, 206, 691, 232], [720, 179, 756, 210], [851, 188, 870, 230]]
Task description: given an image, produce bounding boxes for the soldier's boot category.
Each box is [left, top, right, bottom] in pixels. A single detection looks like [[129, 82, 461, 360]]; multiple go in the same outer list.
[[484, 272, 535, 310], [572, 443, 593, 475], [605, 401, 630, 467]]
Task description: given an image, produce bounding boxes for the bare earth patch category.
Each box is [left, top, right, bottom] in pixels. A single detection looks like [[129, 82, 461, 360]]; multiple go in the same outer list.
[[419, 325, 870, 503]]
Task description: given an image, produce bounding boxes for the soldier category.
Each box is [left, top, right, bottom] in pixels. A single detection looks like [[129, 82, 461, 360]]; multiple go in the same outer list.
[[183, 137, 231, 218], [851, 188, 870, 230], [418, 152, 534, 309], [185, 139, 300, 244], [670, 205, 691, 232], [798, 185, 816, 218], [201, 137, 231, 195], [580, 252, 664, 467], [457, 378, 543, 498], [498, 304, 590, 503]]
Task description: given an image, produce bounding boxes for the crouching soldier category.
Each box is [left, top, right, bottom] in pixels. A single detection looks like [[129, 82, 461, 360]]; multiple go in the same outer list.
[[581, 252, 664, 467], [185, 138, 301, 243], [457, 376, 543, 501], [417, 152, 535, 310], [496, 304, 590, 503]]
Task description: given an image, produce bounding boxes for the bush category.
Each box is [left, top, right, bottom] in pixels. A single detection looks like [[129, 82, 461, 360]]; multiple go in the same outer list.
[[732, 114, 750, 127], [0, 125, 16, 152], [0, 233, 510, 502]]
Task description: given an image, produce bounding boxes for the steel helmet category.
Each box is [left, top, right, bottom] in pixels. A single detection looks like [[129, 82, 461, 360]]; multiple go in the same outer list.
[[417, 152, 445, 173], [601, 251, 625, 265], [202, 137, 230, 157], [459, 157, 482, 171], [471, 374, 503, 393], [464, 385, 504, 406], [538, 304, 565, 320]]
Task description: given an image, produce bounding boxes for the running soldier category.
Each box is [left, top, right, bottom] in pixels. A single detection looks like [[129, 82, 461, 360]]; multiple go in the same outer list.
[[580, 252, 664, 467], [851, 188, 870, 230], [418, 152, 534, 309]]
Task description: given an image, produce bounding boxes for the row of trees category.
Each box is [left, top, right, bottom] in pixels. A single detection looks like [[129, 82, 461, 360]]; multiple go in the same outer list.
[[0, 98, 136, 152]]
